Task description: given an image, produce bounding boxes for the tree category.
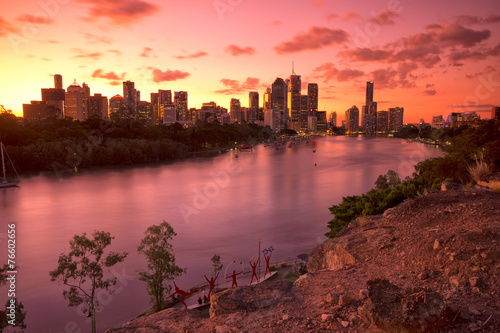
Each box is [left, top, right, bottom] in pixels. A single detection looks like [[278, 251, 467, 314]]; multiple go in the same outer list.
[[49, 231, 128, 333], [210, 254, 223, 277], [386, 170, 401, 188], [137, 221, 185, 312], [0, 265, 27, 332]]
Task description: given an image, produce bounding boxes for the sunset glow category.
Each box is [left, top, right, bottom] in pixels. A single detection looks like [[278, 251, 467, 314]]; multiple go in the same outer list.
[[1, 0, 499, 123]]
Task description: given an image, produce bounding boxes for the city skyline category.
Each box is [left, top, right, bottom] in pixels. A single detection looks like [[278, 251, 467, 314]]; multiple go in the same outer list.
[[1, 0, 499, 122]]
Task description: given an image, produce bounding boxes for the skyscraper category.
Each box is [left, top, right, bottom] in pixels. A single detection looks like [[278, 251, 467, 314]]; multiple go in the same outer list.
[[362, 81, 377, 134], [377, 111, 389, 133], [41, 74, 65, 119], [174, 91, 188, 121], [389, 107, 404, 132], [109, 94, 126, 115], [300, 95, 308, 132], [271, 78, 287, 130], [150, 92, 159, 124], [65, 80, 87, 121], [366, 81, 373, 104], [123, 81, 137, 116], [345, 105, 359, 134], [288, 73, 301, 131], [230, 98, 241, 123], [307, 83, 318, 117], [87, 93, 108, 118], [249, 91, 259, 124]]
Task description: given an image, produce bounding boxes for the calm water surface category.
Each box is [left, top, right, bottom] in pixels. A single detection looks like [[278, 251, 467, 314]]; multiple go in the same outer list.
[[0, 136, 442, 332]]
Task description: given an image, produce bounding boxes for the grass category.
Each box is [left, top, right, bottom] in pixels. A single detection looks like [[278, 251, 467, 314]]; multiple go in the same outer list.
[[467, 155, 491, 183]]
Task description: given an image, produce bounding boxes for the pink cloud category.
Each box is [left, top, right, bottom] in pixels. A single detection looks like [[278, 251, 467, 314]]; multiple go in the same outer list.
[[423, 88, 437, 95], [175, 51, 208, 59], [274, 26, 349, 54], [370, 9, 400, 26], [82, 32, 113, 44], [325, 13, 338, 21], [344, 12, 362, 21], [140, 47, 155, 58], [454, 15, 500, 26], [427, 24, 490, 47], [75, 0, 159, 26], [338, 48, 392, 61], [215, 77, 260, 94], [91, 69, 125, 80], [151, 68, 190, 82], [0, 17, 19, 36], [370, 68, 416, 89], [72, 48, 103, 61], [225, 45, 255, 56], [312, 63, 364, 83], [17, 14, 54, 25]]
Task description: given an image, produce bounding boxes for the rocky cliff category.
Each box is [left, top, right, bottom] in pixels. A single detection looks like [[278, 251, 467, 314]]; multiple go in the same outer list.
[[106, 186, 500, 332]]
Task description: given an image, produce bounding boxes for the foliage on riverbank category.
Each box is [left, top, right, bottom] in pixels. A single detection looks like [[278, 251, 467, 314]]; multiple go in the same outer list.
[[0, 112, 272, 172], [326, 119, 500, 238]]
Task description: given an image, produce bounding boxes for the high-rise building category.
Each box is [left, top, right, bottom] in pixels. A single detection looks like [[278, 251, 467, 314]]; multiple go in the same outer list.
[[150, 92, 159, 124], [345, 105, 359, 134], [366, 81, 374, 104], [329, 112, 337, 128], [87, 93, 108, 118], [54, 74, 63, 89], [23, 101, 51, 121], [317, 111, 327, 132], [492, 107, 500, 120], [40, 74, 65, 119], [271, 78, 287, 130], [162, 103, 176, 124], [263, 88, 271, 110], [249, 91, 259, 124], [230, 98, 241, 123], [174, 91, 188, 121], [389, 107, 404, 131], [123, 81, 137, 116], [307, 83, 318, 117], [65, 80, 87, 121], [109, 94, 126, 116], [137, 101, 151, 122], [300, 95, 308, 132], [377, 111, 389, 133], [362, 81, 377, 133], [288, 73, 301, 130]]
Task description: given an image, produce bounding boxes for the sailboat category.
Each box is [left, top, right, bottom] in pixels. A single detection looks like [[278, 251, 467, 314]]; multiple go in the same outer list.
[[0, 142, 20, 188]]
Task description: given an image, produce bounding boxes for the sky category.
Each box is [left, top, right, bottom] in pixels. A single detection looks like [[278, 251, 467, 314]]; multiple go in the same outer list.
[[0, 0, 499, 123]]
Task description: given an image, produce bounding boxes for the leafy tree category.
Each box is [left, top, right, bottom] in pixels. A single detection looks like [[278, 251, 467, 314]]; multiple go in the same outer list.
[[0, 265, 27, 332], [210, 254, 223, 277], [386, 170, 401, 187], [49, 231, 128, 333], [374, 174, 389, 190], [137, 221, 185, 312]]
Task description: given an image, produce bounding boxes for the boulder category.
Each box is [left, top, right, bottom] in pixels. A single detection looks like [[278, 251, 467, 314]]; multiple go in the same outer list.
[[358, 279, 451, 333], [209, 280, 293, 318]]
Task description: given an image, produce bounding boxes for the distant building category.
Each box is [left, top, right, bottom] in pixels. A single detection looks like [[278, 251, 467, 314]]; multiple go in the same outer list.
[[300, 95, 308, 132], [230, 98, 241, 123], [65, 80, 87, 121], [307, 116, 317, 132], [87, 93, 108, 118], [362, 81, 377, 133], [264, 108, 281, 133], [150, 92, 159, 124], [492, 107, 500, 120], [174, 91, 188, 121], [288, 73, 301, 131], [162, 103, 176, 124], [123, 81, 138, 116], [23, 101, 51, 121], [329, 111, 337, 128], [432, 115, 445, 128], [137, 101, 151, 122], [345, 105, 359, 134], [389, 107, 404, 131], [377, 110, 389, 133], [307, 83, 318, 117], [109, 94, 126, 115], [271, 78, 287, 129], [262, 88, 271, 111], [317, 111, 327, 132], [249, 91, 259, 124]]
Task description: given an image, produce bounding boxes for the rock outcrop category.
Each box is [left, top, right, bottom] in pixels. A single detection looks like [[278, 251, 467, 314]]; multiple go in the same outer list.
[[106, 188, 500, 332]]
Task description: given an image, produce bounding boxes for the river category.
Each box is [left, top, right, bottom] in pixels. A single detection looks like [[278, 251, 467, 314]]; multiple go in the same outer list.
[[0, 136, 442, 332]]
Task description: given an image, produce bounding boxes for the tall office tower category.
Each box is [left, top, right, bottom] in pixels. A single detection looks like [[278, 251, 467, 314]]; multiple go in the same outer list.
[[156, 90, 172, 122], [41, 75, 65, 119], [271, 78, 287, 130], [288, 72, 301, 131], [249, 91, 259, 124], [150, 92, 159, 124], [54, 74, 63, 89], [123, 81, 137, 116], [307, 83, 318, 118], [317, 111, 327, 132], [87, 94, 108, 118], [65, 80, 87, 121], [174, 91, 188, 121], [263, 88, 271, 109], [300, 95, 308, 132], [137, 101, 151, 122], [345, 105, 359, 134], [329, 111, 337, 128], [109, 94, 126, 115], [362, 81, 377, 133], [492, 107, 500, 120], [389, 107, 404, 132], [376, 111, 389, 133], [230, 98, 241, 123]]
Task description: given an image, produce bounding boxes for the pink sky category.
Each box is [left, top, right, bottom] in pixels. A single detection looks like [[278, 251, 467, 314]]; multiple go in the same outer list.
[[0, 0, 499, 123]]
